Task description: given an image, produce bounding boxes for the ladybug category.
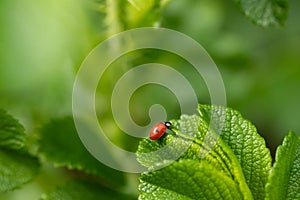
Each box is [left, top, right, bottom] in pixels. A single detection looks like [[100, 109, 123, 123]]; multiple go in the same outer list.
[[150, 121, 172, 140]]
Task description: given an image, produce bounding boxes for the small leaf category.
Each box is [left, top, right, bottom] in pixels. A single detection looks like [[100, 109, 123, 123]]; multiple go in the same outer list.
[[198, 105, 272, 200], [38, 117, 125, 187], [139, 159, 243, 200], [0, 109, 39, 192], [234, 0, 288, 27], [0, 149, 39, 192], [0, 109, 26, 151], [41, 180, 135, 200], [265, 131, 300, 200]]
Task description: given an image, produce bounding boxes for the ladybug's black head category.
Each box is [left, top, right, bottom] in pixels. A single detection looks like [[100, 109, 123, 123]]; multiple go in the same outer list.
[[164, 121, 172, 129]]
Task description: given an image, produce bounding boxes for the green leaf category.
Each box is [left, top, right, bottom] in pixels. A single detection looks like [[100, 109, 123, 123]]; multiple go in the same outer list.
[[38, 117, 125, 187], [137, 105, 255, 199], [0, 109, 39, 192], [41, 180, 135, 200], [234, 0, 288, 27], [139, 159, 243, 200], [0, 149, 39, 192], [198, 105, 272, 200], [265, 131, 300, 200], [137, 104, 273, 199], [0, 109, 26, 151]]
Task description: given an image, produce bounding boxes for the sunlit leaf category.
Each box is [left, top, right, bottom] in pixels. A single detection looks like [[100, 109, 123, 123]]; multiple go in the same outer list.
[[265, 131, 300, 200]]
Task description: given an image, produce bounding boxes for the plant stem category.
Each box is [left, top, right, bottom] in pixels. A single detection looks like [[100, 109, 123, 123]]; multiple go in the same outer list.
[[105, 0, 126, 36]]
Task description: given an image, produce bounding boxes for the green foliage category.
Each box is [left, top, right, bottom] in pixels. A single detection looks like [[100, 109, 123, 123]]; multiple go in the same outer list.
[[0, 110, 39, 192], [233, 0, 289, 27], [40, 180, 134, 200], [198, 105, 272, 200], [0, 109, 27, 151], [137, 113, 253, 199], [0, 0, 296, 199], [0, 149, 39, 193], [265, 131, 300, 200], [38, 117, 125, 187], [139, 159, 243, 200], [137, 104, 299, 200]]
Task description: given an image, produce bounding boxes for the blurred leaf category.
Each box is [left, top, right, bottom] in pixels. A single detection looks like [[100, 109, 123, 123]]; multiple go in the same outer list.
[[38, 117, 125, 187], [0, 109, 26, 151], [0, 149, 39, 193], [234, 0, 288, 27], [198, 105, 272, 200], [41, 180, 135, 200], [265, 131, 300, 200], [139, 159, 243, 200], [0, 109, 39, 192]]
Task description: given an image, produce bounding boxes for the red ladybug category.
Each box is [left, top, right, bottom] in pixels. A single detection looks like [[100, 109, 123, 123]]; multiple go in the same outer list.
[[150, 122, 171, 140]]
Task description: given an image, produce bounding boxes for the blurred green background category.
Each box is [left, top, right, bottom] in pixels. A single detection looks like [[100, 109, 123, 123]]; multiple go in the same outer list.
[[0, 0, 300, 199]]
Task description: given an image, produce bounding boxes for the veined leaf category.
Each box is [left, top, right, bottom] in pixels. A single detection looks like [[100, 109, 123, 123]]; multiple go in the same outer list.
[[137, 104, 256, 199], [139, 159, 243, 200], [198, 105, 272, 200], [0, 109, 26, 151], [0, 149, 39, 192], [233, 0, 288, 27], [265, 131, 300, 200], [0, 109, 39, 192]]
